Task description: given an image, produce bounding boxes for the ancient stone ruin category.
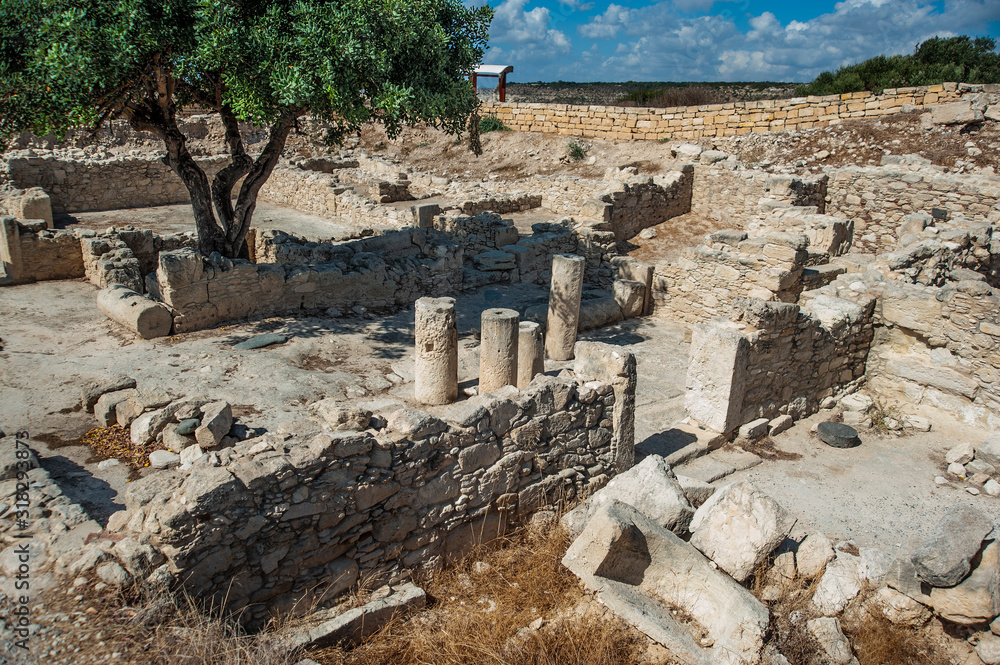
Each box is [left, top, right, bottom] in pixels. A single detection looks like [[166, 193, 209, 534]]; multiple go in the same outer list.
[[2, 81, 1000, 664]]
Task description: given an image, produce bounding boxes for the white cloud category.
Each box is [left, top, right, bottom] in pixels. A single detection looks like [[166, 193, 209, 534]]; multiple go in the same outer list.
[[487, 0, 572, 67], [578, 4, 632, 40], [578, 0, 1000, 81]]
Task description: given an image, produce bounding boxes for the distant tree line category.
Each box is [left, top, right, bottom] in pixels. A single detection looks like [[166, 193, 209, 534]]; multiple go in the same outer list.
[[796, 36, 1000, 97]]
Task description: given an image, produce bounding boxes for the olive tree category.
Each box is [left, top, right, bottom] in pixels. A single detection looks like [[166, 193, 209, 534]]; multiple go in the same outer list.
[[0, 0, 491, 257]]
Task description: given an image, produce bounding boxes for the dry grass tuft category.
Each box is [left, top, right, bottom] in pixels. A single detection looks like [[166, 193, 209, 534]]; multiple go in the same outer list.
[[842, 607, 941, 665], [107, 588, 302, 665], [311, 524, 646, 665]]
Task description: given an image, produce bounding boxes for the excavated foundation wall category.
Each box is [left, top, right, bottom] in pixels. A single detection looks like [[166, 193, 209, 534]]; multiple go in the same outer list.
[[121, 364, 634, 626], [651, 232, 810, 323], [826, 164, 1000, 252], [482, 84, 963, 141], [686, 295, 876, 433], [690, 169, 828, 221], [0, 217, 83, 284]]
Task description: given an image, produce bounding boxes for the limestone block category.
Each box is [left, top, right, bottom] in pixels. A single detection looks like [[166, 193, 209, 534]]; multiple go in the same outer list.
[[884, 356, 978, 399], [865, 587, 931, 626], [806, 617, 855, 665], [479, 308, 519, 394], [195, 401, 233, 448], [929, 101, 984, 125], [562, 500, 769, 665], [545, 254, 586, 361], [615, 259, 654, 314], [290, 583, 426, 650], [81, 375, 137, 412], [577, 295, 623, 331], [977, 433, 1000, 468], [613, 279, 645, 318], [812, 551, 863, 616], [574, 341, 638, 472], [414, 297, 458, 405], [96, 285, 173, 339], [93, 389, 137, 428], [579, 198, 612, 222], [685, 324, 749, 434], [560, 455, 694, 537], [796, 531, 835, 579], [689, 481, 794, 583], [929, 540, 1000, 624], [473, 250, 516, 271]]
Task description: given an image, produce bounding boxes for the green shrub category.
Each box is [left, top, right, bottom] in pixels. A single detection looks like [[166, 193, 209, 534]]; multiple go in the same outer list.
[[796, 35, 1000, 96], [567, 142, 587, 161], [479, 115, 511, 133]]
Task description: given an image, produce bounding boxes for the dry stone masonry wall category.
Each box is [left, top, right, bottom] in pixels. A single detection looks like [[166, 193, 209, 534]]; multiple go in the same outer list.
[[120, 365, 634, 626], [482, 84, 964, 141]]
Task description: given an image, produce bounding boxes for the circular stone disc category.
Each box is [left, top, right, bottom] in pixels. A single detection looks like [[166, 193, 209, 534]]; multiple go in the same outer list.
[[817, 421, 861, 448]]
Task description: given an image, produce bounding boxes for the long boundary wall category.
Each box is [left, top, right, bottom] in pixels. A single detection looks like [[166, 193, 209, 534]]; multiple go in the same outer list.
[[482, 84, 964, 141]]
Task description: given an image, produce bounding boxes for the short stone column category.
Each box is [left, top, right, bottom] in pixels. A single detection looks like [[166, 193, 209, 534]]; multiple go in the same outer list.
[[414, 297, 458, 405], [517, 321, 544, 389], [545, 254, 586, 361], [480, 308, 519, 393]]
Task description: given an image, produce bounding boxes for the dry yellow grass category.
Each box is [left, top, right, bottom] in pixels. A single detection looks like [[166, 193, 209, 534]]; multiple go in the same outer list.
[[310, 522, 648, 665]]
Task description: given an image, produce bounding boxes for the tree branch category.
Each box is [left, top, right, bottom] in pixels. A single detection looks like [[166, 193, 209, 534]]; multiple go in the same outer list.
[[211, 104, 253, 236]]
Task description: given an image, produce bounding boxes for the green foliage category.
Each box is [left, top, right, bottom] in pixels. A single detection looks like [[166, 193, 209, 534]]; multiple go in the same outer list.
[[0, 0, 491, 257], [867, 398, 907, 435], [796, 35, 1000, 96], [478, 114, 510, 133], [0, 0, 492, 143], [567, 142, 586, 161]]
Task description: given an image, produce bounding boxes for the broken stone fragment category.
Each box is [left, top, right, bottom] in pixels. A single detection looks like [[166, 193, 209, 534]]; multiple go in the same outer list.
[[81, 375, 136, 412], [945, 441, 975, 465], [929, 539, 1000, 625], [812, 550, 863, 616], [93, 388, 137, 428], [290, 583, 426, 650], [195, 401, 233, 448], [148, 449, 180, 469], [689, 480, 794, 583], [560, 455, 694, 538], [911, 504, 993, 588], [308, 398, 372, 431], [561, 499, 768, 665], [864, 587, 931, 627], [806, 617, 856, 665]]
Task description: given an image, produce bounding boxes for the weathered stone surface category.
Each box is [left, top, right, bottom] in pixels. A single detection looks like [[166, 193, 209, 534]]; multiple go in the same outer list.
[[149, 450, 180, 469], [195, 401, 233, 448], [978, 634, 1000, 665], [561, 455, 694, 537], [309, 399, 372, 431], [685, 324, 748, 434], [813, 551, 863, 616], [911, 504, 993, 588], [929, 540, 1000, 625], [806, 617, 855, 665], [796, 531, 835, 579], [573, 341, 637, 472], [978, 433, 1000, 468], [96, 285, 172, 339], [473, 250, 516, 271], [545, 254, 586, 361], [81, 375, 136, 411], [929, 101, 984, 126], [414, 297, 458, 405], [516, 321, 544, 390], [675, 474, 716, 507], [613, 279, 645, 318], [290, 584, 427, 649], [739, 418, 769, 440], [96, 561, 132, 587], [865, 587, 931, 627], [93, 388, 136, 428], [689, 481, 794, 583], [480, 308, 519, 393], [768, 415, 793, 436], [562, 500, 769, 665], [945, 442, 976, 465], [817, 422, 860, 448]]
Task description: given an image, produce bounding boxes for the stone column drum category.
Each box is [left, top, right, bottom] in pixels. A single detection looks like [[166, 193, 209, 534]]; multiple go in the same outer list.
[[414, 297, 458, 405], [480, 308, 519, 394], [517, 321, 544, 389], [545, 254, 586, 361]]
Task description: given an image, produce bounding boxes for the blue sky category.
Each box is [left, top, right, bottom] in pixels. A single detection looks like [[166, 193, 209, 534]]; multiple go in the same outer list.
[[469, 0, 1000, 82]]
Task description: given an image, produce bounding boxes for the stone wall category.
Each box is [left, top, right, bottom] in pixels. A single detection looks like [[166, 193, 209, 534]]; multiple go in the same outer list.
[[826, 160, 1000, 252], [651, 231, 812, 323], [584, 167, 693, 241], [482, 84, 964, 141], [691, 168, 828, 222], [816, 272, 1000, 429], [3, 154, 230, 213], [121, 368, 633, 625], [686, 295, 875, 433], [0, 217, 84, 284], [150, 231, 465, 333]]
